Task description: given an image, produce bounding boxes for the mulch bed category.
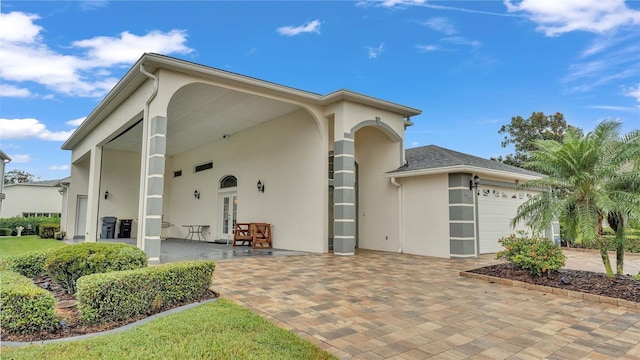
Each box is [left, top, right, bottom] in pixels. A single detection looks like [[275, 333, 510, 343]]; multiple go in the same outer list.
[[469, 263, 640, 303], [1, 276, 219, 343]]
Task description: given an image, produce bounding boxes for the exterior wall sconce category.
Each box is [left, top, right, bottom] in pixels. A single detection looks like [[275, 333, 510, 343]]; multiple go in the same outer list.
[[104, 190, 109, 199], [469, 175, 480, 193], [194, 190, 200, 199], [257, 180, 265, 193]]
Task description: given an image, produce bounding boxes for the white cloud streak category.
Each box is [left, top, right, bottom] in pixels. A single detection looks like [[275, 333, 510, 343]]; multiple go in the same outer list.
[[421, 17, 457, 35], [65, 117, 86, 126], [416, 45, 440, 52], [0, 84, 31, 98], [0, 118, 75, 141], [504, 0, 640, 36], [277, 20, 321, 36], [49, 165, 70, 171], [0, 11, 193, 98], [8, 154, 30, 163], [367, 43, 384, 59], [624, 83, 640, 102]]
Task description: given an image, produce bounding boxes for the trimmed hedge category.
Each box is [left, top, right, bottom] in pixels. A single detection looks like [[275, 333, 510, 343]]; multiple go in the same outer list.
[[45, 243, 148, 295], [76, 261, 215, 325], [2, 247, 63, 278], [38, 223, 61, 239], [0, 271, 58, 335], [0, 228, 12, 236]]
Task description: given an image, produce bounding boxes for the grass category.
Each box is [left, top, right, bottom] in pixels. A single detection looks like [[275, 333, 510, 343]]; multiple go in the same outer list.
[[0, 235, 66, 258], [1, 299, 336, 360]]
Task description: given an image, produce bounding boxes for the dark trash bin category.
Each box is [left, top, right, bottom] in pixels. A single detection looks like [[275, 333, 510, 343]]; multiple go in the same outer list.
[[101, 216, 117, 239], [118, 219, 133, 238]]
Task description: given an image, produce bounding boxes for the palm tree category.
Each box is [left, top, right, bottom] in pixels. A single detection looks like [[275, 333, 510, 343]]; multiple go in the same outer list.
[[511, 120, 640, 277]]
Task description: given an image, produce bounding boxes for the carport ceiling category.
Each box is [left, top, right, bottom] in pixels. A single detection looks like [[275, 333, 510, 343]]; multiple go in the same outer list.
[[104, 84, 302, 156]]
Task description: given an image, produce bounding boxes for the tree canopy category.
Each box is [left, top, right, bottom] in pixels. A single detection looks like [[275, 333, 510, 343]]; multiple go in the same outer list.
[[512, 120, 640, 277], [492, 112, 582, 169], [3, 169, 37, 185]]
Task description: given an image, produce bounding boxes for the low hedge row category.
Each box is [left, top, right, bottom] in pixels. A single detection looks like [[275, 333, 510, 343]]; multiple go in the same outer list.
[[1, 247, 63, 278], [77, 261, 215, 325], [45, 243, 148, 295], [0, 271, 58, 335]]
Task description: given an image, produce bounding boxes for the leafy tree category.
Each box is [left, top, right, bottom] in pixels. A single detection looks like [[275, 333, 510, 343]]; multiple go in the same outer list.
[[3, 169, 37, 185], [512, 120, 640, 277], [492, 112, 582, 169]]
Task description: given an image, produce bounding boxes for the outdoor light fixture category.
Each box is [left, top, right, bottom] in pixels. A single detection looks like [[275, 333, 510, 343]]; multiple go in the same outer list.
[[469, 175, 480, 192], [104, 190, 109, 199], [194, 190, 200, 199], [257, 180, 265, 193]]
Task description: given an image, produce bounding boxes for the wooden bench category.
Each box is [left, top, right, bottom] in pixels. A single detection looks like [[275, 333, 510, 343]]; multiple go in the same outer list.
[[232, 223, 272, 249]]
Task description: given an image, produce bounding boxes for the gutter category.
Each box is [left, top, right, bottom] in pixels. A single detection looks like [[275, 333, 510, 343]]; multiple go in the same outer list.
[[137, 65, 159, 246], [390, 177, 403, 253]]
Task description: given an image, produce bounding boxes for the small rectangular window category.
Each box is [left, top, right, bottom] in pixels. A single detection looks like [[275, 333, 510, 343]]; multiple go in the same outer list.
[[194, 162, 213, 173], [173, 170, 182, 177]]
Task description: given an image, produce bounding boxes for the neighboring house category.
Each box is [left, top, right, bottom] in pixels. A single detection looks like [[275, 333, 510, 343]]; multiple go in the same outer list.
[[0, 150, 11, 215], [0, 178, 67, 219], [60, 53, 548, 262]]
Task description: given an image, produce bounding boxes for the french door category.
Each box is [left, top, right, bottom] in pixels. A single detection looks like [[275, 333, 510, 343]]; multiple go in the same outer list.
[[220, 193, 237, 240]]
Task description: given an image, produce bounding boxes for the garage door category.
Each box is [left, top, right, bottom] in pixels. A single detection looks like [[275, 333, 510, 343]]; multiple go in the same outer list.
[[478, 186, 534, 254]]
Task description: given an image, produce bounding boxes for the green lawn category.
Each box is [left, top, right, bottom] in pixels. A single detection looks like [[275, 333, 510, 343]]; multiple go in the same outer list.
[[0, 235, 66, 258], [1, 299, 335, 360]]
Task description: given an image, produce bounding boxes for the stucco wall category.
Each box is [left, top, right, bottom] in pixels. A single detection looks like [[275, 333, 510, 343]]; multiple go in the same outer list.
[[400, 173, 450, 258], [64, 157, 90, 238], [97, 149, 142, 237], [0, 185, 62, 218], [354, 126, 401, 252], [163, 109, 326, 253]]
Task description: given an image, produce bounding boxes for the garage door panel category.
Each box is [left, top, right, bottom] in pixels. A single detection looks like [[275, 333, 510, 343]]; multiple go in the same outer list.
[[478, 186, 535, 254]]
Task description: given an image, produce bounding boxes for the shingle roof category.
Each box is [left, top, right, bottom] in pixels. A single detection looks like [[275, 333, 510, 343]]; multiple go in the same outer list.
[[388, 145, 542, 177], [5, 177, 69, 187]]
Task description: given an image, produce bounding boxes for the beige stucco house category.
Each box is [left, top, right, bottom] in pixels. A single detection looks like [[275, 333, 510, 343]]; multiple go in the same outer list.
[[60, 53, 551, 262], [0, 178, 66, 219]]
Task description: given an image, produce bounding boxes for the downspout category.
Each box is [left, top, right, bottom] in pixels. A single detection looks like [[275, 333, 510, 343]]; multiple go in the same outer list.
[[137, 64, 159, 247], [390, 177, 403, 253]]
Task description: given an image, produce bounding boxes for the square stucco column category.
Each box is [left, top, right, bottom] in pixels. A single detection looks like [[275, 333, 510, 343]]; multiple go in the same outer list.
[[333, 134, 356, 255], [85, 146, 102, 242], [137, 116, 166, 263]]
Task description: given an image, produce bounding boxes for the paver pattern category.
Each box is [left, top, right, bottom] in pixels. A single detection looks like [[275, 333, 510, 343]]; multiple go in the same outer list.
[[213, 250, 640, 359]]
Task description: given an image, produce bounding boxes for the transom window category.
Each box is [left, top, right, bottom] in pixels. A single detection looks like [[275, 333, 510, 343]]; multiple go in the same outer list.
[[220, 175, 237, 189]]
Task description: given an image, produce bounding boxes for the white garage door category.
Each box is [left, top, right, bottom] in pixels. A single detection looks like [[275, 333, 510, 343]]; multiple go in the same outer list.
[[478, 186, 534, 254]]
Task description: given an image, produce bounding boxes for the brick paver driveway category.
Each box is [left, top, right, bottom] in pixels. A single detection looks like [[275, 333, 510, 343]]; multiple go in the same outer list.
[[213, 250, 640, 359]]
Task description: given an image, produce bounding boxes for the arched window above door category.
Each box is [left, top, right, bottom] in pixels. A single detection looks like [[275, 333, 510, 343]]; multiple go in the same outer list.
[[220, 175, 237, 189]]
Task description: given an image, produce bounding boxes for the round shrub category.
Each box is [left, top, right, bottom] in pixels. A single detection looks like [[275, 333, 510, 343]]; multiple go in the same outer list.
[[45, 243, 148, 294], [1, 271, 58, 335], [497, 232, 566, 276]]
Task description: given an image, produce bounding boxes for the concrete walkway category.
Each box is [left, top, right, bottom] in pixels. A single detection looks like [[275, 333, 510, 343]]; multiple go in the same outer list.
[[213, 250, 640, 359]]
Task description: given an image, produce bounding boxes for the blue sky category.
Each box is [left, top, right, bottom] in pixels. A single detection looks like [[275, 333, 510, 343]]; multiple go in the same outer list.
[[1, 0, 639, 181]]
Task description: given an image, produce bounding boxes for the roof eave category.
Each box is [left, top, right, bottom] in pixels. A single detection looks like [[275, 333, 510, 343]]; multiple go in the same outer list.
[[385, 165, 542, 181], [62, 53, 422, 150]]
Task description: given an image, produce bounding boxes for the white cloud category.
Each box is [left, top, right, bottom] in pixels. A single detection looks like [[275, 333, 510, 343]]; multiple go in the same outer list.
[[0, 11, 193, 97], [0, 118, 75, 141], [504, 0, 640, 36], [589, 105, 635, 111], [8, 154, 30, 163], [416, 44, 440, 52], [440, 36, 482, 48], [421, 17, 457, 35], [411, 141, 420, 147], [0, 84, 31, 97], [367, 43, 384, 59], [277, 20, 321, 36], [66, 117, 86, 126], [49, 165, 70, 171], [80, 0, 109, 11], [72, 30, 192, 67], [624, 83, 640, 102], [0, 12, 41, 44]]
